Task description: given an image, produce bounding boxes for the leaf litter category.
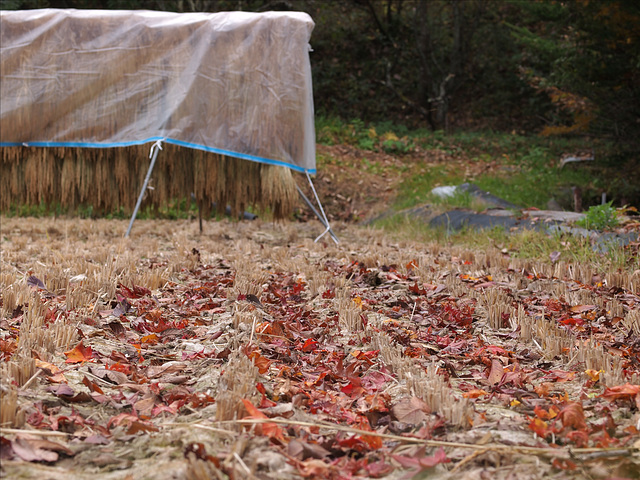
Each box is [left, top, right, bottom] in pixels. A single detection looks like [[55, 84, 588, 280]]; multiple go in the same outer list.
[[1, 216, 639, 479]]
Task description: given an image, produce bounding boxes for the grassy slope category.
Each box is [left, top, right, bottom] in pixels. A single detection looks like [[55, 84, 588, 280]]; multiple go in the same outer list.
[[315, 117, 640, 273]]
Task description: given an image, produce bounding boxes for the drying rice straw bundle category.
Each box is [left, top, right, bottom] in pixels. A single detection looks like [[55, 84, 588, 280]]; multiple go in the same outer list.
[[0, 10, 313, 219], [0, 145, 297, 218]]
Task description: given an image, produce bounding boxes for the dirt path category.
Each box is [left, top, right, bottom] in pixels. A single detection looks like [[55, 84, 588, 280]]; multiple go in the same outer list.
[[1, 217, 639, 479]]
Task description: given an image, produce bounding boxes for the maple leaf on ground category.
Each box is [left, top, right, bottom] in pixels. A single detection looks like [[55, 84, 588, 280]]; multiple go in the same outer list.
[[287, 439, 330, 460], [364, 459, 394, 478], [296, 458, 330, 478], [557, 402, 587, 431], [35, 359, 67, 383], [462, 388, 488, 399], [64, 341, 94, 363], [242, 345, 271, 374], [600, 383, 640, 409], [126, 421, 159, 435], [391, 447, 450, 479], [391, 396, 430, 425], [118, 283, 151, 299], [528, 417, 551, 438], [241, 398, 285, 442]]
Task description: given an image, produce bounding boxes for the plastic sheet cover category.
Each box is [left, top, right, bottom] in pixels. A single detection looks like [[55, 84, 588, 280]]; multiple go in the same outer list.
[[0, 9, 316, 173]]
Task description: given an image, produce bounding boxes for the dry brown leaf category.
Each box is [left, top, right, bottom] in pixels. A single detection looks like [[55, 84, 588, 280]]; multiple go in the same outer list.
[[391, 396, 430, 425]]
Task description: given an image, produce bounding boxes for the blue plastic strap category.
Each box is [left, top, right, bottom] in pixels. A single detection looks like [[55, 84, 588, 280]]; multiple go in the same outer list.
[[0, 138, 316, 174]]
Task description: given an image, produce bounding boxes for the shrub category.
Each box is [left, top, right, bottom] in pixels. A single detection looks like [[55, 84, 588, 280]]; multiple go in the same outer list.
[[575, 202, 620, 231]]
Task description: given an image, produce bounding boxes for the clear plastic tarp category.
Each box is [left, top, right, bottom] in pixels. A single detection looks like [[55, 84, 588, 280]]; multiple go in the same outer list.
[[0, 9, 316, 173]]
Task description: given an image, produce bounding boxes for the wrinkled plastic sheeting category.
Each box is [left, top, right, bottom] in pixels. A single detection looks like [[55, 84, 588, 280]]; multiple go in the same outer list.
[[0, 9, 316, 173]]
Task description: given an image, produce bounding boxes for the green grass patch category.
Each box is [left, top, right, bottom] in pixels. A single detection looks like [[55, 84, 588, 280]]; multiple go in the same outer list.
[[315, 115, 626, 212], [575, 202, 620, 231], [372, 212, 638, 273]]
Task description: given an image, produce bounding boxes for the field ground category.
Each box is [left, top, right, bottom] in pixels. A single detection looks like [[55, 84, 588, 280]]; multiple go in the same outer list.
[[1, 215, 639, 479]]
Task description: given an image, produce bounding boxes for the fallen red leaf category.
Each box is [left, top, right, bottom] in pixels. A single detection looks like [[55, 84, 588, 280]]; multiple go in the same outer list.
[[82, 376, 104, 394], [241, 399, 285, 442], [557, 402, 587, 431], [118, 283, 151, 299], [600, 383, 640, 403], [64, 341, 94, 363], [301, 338, 319, 352], [392, 446, 450, 476]]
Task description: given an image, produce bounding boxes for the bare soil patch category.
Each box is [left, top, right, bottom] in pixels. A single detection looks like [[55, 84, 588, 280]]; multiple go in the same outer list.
[[1, 217, 639, 479]]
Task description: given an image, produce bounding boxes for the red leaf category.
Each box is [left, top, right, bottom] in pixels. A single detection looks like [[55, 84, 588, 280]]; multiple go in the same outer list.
[[118, 283, 151, 299], [552, 458, 577, 470], [11, 437, 58, 462], [558, 402, 587, 431], [64, 341, 94, 363], [600, 383, 640, 403], [82, 376, 104, 394], [392, 447, 450, 475], [126, 421, 159, 435], [409, 282, 427, 295], [364, 459, 394, 478], [302, 338, 319, 352], [241, 399, 285, 442]]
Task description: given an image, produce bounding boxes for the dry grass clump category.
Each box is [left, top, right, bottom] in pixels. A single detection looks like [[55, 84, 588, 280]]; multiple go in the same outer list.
[[623, 309, 640, 335], [407, 363, 473, 428], [0, 385, 26, 428], [480, 288, 512, 330], [575, 339, 625, 387], [215, 351, 260, 425]]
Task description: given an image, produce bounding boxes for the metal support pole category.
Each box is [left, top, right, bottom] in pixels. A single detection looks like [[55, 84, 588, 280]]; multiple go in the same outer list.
[[125, 140, 163, 237], [296, 185, 339, 244], [305, 171, 338, 244]]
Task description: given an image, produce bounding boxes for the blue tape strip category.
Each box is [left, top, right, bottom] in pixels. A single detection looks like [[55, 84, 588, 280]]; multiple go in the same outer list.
[[0, 138, 316, 174]]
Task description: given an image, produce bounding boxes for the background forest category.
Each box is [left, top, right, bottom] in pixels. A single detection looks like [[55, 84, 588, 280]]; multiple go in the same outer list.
[[3, 0, 638, 147]]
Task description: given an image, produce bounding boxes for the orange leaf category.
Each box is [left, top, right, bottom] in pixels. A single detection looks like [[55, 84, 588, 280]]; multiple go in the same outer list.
[[528, 417, 550, 438], [558, 402, 587, 430], [141, 333, 159, 345], [534, 383, 552, 397], [406, 259, 419, 270], [241, 399, 284, 442], [601, 383, 640, 402], [462, 389, 488, 399], [63, 341, 94, 363], [35, 359, 61, 375], [126, 420, 159, 435], [354, 417, 383, 449], [585, 369, 602, 382]]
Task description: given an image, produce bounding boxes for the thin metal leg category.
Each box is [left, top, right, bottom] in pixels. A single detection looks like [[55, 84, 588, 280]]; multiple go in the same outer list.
[[297, 185, 339, 244], [125, 140, 163, 237], [305, 171, 338, 244]]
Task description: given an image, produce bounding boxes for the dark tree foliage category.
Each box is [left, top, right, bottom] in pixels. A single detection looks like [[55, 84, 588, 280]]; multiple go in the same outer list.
[[2, 0, 638, 150]]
